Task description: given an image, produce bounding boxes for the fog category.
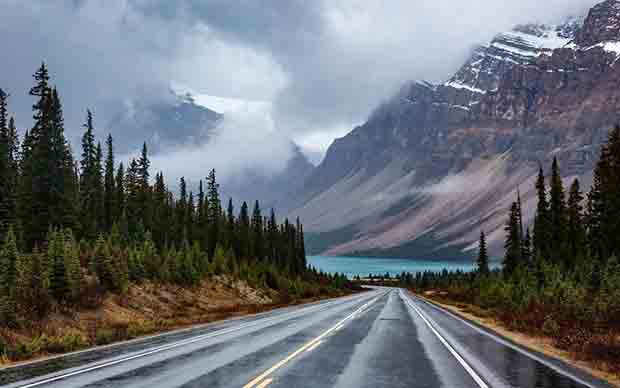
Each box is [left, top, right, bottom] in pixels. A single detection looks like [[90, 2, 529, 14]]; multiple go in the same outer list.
[[0, 0, 598, 182]]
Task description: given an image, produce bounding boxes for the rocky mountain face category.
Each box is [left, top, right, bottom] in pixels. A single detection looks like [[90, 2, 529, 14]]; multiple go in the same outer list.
[[289, 0, 620, 258]]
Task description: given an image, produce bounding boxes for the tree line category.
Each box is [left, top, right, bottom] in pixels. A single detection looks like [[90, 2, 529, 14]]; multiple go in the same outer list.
[[498, 124, 620, 278], [0, 63, 336, 325], [405, 126, 620, 372]]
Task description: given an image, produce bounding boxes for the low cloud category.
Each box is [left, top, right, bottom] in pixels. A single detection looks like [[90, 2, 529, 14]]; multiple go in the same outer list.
[[145, 107, 294, 190]]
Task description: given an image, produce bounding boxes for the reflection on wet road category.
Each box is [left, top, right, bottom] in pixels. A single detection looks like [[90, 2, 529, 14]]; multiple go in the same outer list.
[[0, 288, 613, 388]]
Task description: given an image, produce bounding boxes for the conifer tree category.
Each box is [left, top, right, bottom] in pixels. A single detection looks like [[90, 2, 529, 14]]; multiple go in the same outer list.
[[477, 230, 489, 276], [252, 201, 264, 261], [115, 162, 125, 225], [238, 201, 250, 259], [533, 166, 550, 260], [522, 228, 532, 265], [549, 157, 566, 260], [48, 230, 67, 302], [104, 134, 116, 231], [62, 229, 81, 302], [79, 110, 99, 239], [567, 179, 585, 267], [23, 63, 56, 248], [0, 228, 18, 323], [152, 172, 168, 248], [206, 169, 220, 258], [176, 177, 188, 243], [503, 202, 522, 276], [137, 142, 151, 231], [227, 198, 236, 255], [0, 89, 16, 238]]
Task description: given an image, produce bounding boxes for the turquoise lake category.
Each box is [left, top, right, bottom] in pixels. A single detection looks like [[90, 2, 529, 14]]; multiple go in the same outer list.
[[307, 255, 482, 278]]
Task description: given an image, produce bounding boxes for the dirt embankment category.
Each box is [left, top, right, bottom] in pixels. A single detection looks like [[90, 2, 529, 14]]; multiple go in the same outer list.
[[417, 293, 620, 387], [0, 277, 348, 366]]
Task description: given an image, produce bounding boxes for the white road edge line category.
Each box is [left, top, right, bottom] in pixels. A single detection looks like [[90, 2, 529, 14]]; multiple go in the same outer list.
[[410, 293, 601, 388], [400, 290, 489, 388], [15, 291, 380, 388], [243, 291, 386, 388]]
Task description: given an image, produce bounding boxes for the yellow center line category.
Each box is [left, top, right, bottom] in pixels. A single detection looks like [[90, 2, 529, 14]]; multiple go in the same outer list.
[[243, 292, 384, 388], [305, 340, 323, 353], [255, 378, 273, 388]]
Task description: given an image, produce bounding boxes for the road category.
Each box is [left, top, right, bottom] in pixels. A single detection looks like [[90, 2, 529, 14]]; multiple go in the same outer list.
[[0, 288, 614, 388]]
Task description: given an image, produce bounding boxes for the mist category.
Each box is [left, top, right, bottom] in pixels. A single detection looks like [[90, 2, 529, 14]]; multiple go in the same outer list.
[[0, 0, 598, 184]]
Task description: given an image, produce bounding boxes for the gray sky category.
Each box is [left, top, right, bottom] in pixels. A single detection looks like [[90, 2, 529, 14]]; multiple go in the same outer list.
[[0, 0, 596, 160]]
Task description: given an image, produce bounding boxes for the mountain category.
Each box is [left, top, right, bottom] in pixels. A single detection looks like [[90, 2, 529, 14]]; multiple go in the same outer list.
[[289, 0, 620, 259], [108, 88, 314, 207]]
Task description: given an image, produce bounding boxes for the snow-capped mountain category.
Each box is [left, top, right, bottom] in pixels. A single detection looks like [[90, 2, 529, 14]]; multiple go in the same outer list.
[[287, 0, 620, 259]]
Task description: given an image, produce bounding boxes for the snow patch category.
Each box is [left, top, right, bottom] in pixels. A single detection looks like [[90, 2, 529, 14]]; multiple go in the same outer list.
[[444, 81, 486, 94]]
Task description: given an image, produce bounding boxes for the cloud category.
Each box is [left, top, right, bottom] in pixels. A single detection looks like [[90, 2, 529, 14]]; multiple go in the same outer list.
[[0, 0, 599, 169], [146, 105, 294, 190]]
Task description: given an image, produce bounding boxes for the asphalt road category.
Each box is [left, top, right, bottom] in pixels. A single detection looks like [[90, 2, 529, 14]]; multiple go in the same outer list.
[[0, 288, 614, 388]]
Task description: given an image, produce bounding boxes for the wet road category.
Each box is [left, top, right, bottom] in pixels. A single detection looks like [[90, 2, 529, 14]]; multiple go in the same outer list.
[[0, 288, 614, 388]]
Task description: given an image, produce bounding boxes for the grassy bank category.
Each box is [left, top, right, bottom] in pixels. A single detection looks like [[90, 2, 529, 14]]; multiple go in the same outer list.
[[407, 265, 620, 384], [0, 275, 356, 365]]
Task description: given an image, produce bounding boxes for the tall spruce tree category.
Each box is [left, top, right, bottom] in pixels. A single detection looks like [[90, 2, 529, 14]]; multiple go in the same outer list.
[[137, 143, 151, 231], [206, 169, 220, 258], [533, 166, 550, 260], [79, 110, 99, 239], [104, 134, 116, 231], [477, 230, 490, 275], [566, 179, 585, 267], [252, 201, 264, 261], [549, 157, 566, 261], [0, 89, 16, 238], [504, 202, 522, 276]]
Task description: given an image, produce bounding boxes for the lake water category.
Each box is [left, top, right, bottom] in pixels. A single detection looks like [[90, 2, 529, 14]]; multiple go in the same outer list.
[[307, 255, 480, 278]]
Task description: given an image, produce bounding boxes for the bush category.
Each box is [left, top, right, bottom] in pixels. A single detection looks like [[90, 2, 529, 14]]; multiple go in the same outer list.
[[44, 331, 86, 353], [95, 328, 115, 346]]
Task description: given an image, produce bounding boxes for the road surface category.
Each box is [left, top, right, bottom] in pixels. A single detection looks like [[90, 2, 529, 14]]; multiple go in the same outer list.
[[0, 288, 614, 388]]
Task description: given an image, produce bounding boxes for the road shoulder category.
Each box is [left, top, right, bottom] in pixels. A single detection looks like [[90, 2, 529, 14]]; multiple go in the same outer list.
[[413, 293, 620, 387]]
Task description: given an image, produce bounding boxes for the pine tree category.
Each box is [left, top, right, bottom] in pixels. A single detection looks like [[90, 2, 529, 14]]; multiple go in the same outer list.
[[48, 230, 67, 302], [549, 157, 566, 261], [0, 228, 19, 324], [137, 143, 152, 231], [176, 177, 188, 243], [104, 134, 116, 231], [533, 166, 550, 260], [566, 179, 585, 267], [206, 169, 220, 258], [62, 229, 81, 302], [477, 230, 490, 275], [115, 162, 125, 224], [152, 172, 169, 248], [0, 89, 16, 238], [587, 125, 620, 262], [252, 201, 264, 261], [79, 110, 99, 239], [238, 201, 250, 259], [227, 198, 236, 255], [23, 63, 56, 248], [522, 228, 532, 265], [504, 202, 522, 276]]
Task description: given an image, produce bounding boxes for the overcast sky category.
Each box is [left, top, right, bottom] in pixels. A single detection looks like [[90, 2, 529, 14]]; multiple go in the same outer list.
[[0, 0, 596, 162]]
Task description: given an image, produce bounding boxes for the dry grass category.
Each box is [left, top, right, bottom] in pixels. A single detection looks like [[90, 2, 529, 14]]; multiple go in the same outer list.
[[417, 293, 620, 387]]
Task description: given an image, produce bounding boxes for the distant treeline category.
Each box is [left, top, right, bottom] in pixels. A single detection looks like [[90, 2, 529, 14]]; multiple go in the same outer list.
[[0, 63, 346, 326]]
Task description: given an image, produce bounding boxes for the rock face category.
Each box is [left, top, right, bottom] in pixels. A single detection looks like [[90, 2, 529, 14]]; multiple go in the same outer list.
[[289, 0, 620, 258]]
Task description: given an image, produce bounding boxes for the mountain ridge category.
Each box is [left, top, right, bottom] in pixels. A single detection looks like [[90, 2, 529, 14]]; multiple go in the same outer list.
[[288, 0, 620, 259]]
